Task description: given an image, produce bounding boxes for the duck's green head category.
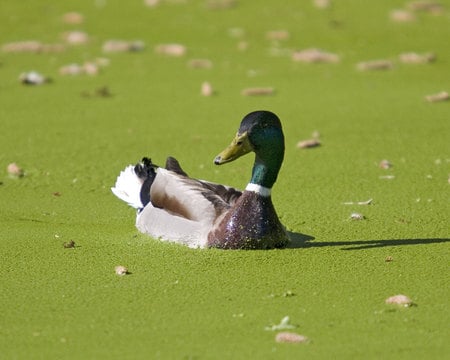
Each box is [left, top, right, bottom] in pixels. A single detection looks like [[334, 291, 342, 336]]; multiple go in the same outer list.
[[214, 110, 285, 189]]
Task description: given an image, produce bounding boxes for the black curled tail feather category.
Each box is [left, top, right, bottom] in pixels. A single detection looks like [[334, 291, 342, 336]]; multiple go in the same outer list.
[[134, 157, 158, 208]]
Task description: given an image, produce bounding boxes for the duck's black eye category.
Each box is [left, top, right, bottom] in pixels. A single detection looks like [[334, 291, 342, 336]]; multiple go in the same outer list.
[[236, 141, 243, 145]]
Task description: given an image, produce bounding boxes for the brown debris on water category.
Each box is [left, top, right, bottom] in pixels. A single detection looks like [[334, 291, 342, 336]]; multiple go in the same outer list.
[[385, 294, 413, 307], [2, 41, 65, 54], [390, 9, 416, 22], [115, 265, 129, 276], [407, 1, 445, 14], [63, 240, 76, 248], [81, 86, 113, 98], [399, 52, 436, 64], [60, 58, 108, 76], [292, 48, 340, 63], [144, 0, 161, 7], [343, 199, 373, 206], [379, 159, 393, 169], [2, 41, 42, 53], [62, 12, 84, 24], [313, 0, 331, 9], [296, 139, 321, 149], [155, 43, 186, 56], [297, 131, 321, 149], [356, 60, 393, 71], [241, 87, 275, 96], [7, 163, 24, 178], [425, 91, 449, 103], [19, 71, 50, 85], [206, 0, 237, 10], [275, 332, 309, 344], [266, 30, 290, 41], [62, 31, 89, 45], [188, 59, 213, 69], [350, 213, 365, 220], [103, 40, 145, 53], [201, 81, 214, 96]]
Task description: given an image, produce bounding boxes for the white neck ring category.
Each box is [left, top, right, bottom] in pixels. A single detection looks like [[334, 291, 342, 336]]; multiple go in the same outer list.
[[245, 183, 271, 197]]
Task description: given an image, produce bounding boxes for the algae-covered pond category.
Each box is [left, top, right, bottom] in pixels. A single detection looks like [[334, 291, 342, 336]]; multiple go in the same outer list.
[[1, 0, 449, 359]]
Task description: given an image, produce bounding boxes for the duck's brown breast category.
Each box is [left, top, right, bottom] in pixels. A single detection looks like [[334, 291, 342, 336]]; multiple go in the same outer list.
[[207, 191, 289, 249]]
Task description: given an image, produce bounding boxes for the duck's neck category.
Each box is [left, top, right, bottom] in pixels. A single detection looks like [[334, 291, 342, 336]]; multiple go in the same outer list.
[[246, 153, 283, 196]]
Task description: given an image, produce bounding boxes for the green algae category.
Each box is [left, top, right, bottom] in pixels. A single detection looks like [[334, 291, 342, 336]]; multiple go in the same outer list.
[[0, 0, 449, 359]]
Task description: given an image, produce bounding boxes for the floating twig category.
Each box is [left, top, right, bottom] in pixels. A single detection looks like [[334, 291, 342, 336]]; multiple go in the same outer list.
[[241, 87, 275, 96], [188, 59, 213, 69], [385, 294, 413, 307], [265, 316, 297, 331], [343, 199, 373, 205], [399, 52, 436, 64], [357, 60, 393, 71], [296, 139, 321, 149], [103, 40, 145, 52], [62, 12, 84, 24], [292, 48, 340, 63], [425, 91, 449, 103], [390, 9, 416, 22], [266, 30, 290, 41], [275, 332, 309, 344], [155, 43, 186, 56]]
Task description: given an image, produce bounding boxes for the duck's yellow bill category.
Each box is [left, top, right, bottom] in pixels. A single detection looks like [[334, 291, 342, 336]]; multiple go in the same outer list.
[[214, 131, 253, 165]]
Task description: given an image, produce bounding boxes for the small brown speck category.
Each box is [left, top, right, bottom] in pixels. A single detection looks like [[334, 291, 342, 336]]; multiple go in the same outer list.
[[52, 192, 61, 197], [385, 256, 394, 262], [63, 240, 75, 248], [275, 332, 308, 344]]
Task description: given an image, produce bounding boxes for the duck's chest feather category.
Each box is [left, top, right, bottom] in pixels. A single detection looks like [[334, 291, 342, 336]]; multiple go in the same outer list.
[[207, 191, 289, 249]]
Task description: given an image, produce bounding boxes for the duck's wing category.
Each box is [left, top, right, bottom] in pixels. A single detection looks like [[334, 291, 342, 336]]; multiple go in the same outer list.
[[198, 180, 242, 209], [164, 156, 242, 207], [136, 204, 208, 248], [150, 168, 240, 223]]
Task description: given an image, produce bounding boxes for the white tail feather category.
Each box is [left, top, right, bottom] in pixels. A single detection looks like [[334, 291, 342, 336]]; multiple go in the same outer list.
[[111, 165, 144, 209]]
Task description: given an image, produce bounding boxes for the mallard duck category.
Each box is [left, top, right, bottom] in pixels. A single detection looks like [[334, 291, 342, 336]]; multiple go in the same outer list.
[[112, 110, 290, 249]]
